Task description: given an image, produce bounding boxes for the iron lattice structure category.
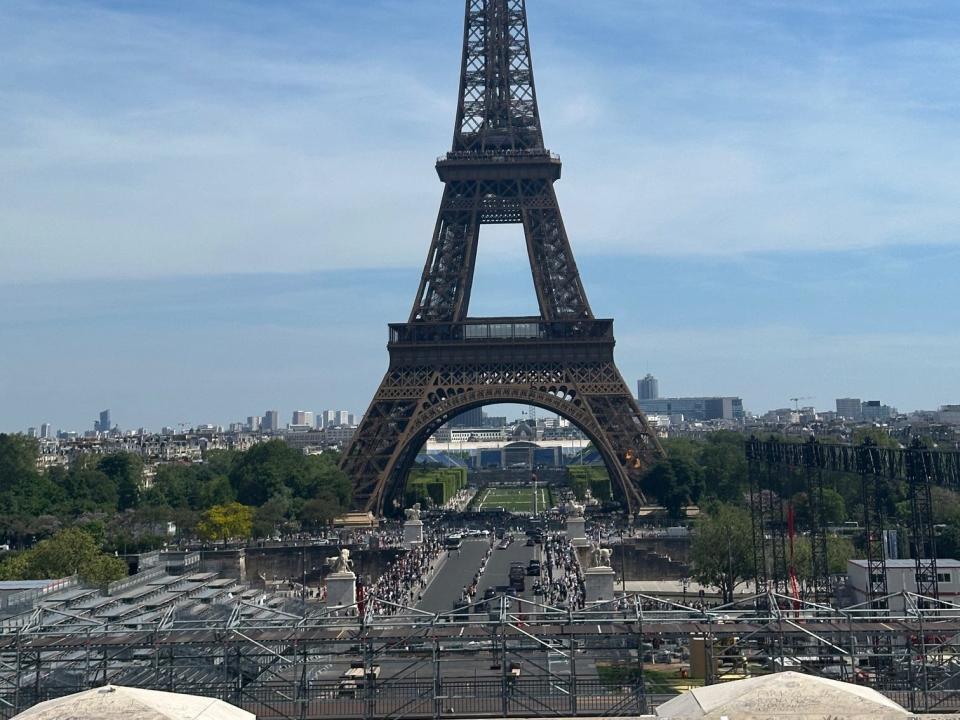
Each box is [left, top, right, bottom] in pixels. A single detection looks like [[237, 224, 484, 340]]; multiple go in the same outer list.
[[342, 0, 662, 515], [6, 593, 960, 719], [747, 437, 960, 608]]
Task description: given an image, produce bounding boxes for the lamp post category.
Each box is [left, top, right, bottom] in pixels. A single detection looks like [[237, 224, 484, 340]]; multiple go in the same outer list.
[[619, 529, 627, 594]]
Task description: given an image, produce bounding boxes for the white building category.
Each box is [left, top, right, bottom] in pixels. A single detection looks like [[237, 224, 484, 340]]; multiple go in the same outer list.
[[938, 405, 960, 425], [847, 558, 960, 611], [836, 398, 862, 420], [291, 410, 314, 427], [320, 409, 353, 428]]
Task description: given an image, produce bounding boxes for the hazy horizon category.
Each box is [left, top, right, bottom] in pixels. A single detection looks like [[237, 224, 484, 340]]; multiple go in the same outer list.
[[1, 1, 958, 432]]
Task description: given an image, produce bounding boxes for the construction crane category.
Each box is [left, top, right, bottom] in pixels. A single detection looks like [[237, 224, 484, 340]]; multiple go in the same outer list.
[[789, 396, 813, 411]]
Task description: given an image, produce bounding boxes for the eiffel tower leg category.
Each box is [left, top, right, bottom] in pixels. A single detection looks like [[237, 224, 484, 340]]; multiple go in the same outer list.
[[567, 363, 663, 511], [340, 367, 433, 516]]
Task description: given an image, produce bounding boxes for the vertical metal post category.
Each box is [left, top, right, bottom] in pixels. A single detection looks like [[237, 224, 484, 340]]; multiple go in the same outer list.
[[635, 597, 647, 716], [803, 438, 831, 604], [500, 605, 509, 717], [364, 630, 375, 720], [858, 440, 889, 608], [747, 437, 768, 606], [918, 609, 930, 712], [14, 630, 22, 715], [767, 442, 788, 596], [433, 638, 442, 720], [33, 647, 41, 704], [907, 439, 939, 603]]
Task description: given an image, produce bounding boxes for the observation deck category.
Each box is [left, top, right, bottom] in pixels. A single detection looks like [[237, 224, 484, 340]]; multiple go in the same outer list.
[[387, 318, 614, 366], [436, 149, 562, 182]]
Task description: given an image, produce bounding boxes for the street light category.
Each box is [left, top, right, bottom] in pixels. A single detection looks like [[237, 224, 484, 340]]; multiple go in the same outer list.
[[619, 529, 627, 594]]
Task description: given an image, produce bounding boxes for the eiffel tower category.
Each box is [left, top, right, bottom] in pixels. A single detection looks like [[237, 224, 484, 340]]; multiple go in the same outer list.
[[342, 0, 664, 516]]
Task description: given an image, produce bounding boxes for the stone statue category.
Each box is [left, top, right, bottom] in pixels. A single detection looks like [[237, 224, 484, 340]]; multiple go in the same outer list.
[[592, 547, 612, 568], [569, 501, 585, 518], [326, 548, 353, 574], [405, 503, 422, 522]]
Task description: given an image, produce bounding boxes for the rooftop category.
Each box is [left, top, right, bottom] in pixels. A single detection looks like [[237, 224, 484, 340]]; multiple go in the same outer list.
[[849, 558, 960, 568]]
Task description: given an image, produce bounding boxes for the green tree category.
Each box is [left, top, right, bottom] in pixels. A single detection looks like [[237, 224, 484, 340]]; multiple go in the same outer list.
[[197, 502, 254, 544], [229, 441, 300, 506], [97, 453, 144, 511], [792, 535, 855, 588], [700, 431, 749, 502], [253, 493, 293, 539], [645, 460, 681, 517], [0, 528, 127, 586], [228, 441, 351, 511], [853, 427, 900, 449], [0, 434, 60, 517], [644, 451, 705, 519], [690, 503, 754, 604], [791, 488, 847, 528], [299, 495, 339, 531]]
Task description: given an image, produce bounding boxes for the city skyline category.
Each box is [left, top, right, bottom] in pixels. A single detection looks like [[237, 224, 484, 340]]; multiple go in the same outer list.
[[1, 1, 958, 431]]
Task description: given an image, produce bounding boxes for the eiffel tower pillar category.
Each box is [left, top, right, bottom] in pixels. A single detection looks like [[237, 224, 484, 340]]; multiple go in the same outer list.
[[341, 0, 664, 516]]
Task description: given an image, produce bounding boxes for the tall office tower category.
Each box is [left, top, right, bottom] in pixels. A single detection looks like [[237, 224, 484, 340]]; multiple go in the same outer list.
[[861, 401, 895, 421], [334, 410, 350, 426], [26, 427, 37, 438], [448, 407, 484, 427], [39, 423, 51, 439], [347, 413, 357, 426], [263, 410, 280, 432], [291, 410, 314, 427], [836, 398, 862, 421], [638, 374, 659, 401], [95, 409, 111, 433], [247, 416, 262, 432]]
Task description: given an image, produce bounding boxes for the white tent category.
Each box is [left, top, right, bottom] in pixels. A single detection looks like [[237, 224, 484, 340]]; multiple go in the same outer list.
[[12, 685, 254, 720], [655, 671, 910, 720]]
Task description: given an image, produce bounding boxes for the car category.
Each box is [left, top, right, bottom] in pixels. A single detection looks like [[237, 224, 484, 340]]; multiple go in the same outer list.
[[525, 538, 535, 546]]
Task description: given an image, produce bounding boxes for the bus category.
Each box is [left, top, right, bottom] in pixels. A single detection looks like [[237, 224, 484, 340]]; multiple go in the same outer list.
[[444, 534, 463, 550]]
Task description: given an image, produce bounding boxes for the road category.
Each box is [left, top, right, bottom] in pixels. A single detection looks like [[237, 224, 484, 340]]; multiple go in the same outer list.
[[474, 537, 536, 598], [417, 535, 541, 614], [417, 538, 489, 613]]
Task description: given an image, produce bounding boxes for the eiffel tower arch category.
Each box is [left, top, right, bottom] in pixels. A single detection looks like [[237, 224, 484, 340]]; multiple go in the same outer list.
[[342, 0, 664, 516]]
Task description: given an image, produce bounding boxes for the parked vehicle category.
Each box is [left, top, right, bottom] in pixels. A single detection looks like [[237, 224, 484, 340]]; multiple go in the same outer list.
[[509, 563, 526, 591]]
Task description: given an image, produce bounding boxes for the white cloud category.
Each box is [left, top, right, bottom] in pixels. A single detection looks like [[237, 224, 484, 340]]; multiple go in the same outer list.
[[0, 1, 958, 283]]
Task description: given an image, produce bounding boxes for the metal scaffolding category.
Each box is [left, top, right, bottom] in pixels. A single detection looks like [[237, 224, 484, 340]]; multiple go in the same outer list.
[[747, 437, 960, 609], [5, 592, 960, 719]]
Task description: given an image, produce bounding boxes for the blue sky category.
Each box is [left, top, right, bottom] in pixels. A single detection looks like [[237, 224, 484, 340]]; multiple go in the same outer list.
[[1, 1, 958, 432]]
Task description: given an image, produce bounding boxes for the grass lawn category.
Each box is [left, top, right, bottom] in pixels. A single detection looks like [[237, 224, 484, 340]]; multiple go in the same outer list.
[[474, 486, 551, 513]]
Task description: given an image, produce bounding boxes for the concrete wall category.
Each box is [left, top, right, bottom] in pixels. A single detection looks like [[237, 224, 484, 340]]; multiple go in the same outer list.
[[611, 540, 690, 582], [240, 546, 405, 587]]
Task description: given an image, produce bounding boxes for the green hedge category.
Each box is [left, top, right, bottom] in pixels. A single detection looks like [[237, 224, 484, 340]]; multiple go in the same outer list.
[[405, 468, 468, 506], [566, 466, 611, 501]]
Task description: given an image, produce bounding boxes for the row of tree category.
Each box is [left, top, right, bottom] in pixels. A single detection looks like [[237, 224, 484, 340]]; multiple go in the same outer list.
[[0, 435, 352, 553], [689, 502, 856, 603], [0, 528, 128, 586]]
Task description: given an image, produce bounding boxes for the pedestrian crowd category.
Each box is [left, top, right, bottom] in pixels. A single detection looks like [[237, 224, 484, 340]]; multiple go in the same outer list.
[[543, 534, 585, 609], [367, 532, 443, 614], [462, 538, 496, 602]]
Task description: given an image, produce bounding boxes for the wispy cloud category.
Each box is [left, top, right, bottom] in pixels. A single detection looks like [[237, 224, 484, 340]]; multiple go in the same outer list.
[[1, 1, 958, 283]]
